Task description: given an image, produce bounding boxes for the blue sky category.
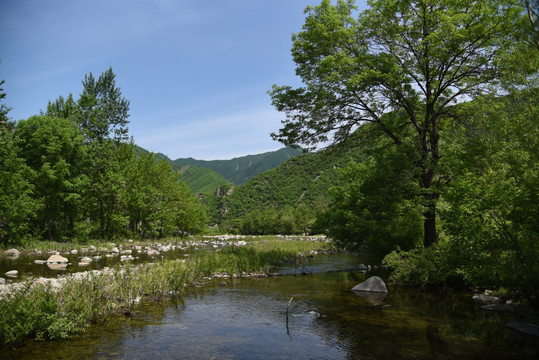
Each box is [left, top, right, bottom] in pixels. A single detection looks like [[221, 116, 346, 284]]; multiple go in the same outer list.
[[1, 0, 366, 160]]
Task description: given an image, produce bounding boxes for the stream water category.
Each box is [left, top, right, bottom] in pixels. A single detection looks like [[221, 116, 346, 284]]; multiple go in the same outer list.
[[3, 253, 539, 359]]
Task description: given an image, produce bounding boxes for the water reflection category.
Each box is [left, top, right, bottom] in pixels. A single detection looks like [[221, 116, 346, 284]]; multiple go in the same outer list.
[[3, 261, 539, 359]]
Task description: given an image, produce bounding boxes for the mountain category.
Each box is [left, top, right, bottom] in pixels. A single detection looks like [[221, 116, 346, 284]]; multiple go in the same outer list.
[[207, 145, 364, 224], [178, 165, 230, 194], [172, 147, 303, 185]]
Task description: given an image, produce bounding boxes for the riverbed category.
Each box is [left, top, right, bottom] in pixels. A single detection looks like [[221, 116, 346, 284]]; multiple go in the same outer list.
[[3, 253, 538, 359]]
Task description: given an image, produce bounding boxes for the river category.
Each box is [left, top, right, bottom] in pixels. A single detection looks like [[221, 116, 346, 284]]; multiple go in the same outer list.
[[2, 252, 538, 359]]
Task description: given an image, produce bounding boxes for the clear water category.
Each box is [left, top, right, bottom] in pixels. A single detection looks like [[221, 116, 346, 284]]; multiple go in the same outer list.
[[3, 258, 539, 359]]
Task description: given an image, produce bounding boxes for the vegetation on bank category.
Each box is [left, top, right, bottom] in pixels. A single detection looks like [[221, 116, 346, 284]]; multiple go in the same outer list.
[[0, 69, 207, 246], [0, 236, 330, 348]]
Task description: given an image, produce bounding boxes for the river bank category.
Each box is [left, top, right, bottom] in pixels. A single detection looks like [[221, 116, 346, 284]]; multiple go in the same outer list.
[[0, 236, 334, 348]]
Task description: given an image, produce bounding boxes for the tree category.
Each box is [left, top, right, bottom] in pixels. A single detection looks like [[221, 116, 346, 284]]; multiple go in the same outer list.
[[269, 0, 525, 247], [0, 80, 39, 244], [77, 67, 130, 143], [442, 89, 539, 299], [321, 136, 424, 254], [16, 115, 88, 240], [73, 68, 130, 237]]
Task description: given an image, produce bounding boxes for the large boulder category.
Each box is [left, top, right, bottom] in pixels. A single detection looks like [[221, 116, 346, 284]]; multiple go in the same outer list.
[[47, 254, 69, 264], [351, 276, 388, 293]]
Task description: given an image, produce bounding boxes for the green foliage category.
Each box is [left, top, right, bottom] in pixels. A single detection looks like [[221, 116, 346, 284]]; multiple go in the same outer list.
[[319, 137, 424, 254], [209, 149, 356, 230], [0, 70, 206, 245], [441, 89, 539, 300], [382, 245, 452, 289], [180, 165, 230, 194], [77, 67, 130, 143], [270, 0, 529, 247], [0, 81, 39, 244], [15, 115, 88, 240]]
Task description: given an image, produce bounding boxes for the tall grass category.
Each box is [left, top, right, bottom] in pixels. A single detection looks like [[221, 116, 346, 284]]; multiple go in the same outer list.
[[0, 237, 330, 348]]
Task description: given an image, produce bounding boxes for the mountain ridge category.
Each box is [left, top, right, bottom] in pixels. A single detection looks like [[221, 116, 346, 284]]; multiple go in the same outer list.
[[171, 147, 303, 186]]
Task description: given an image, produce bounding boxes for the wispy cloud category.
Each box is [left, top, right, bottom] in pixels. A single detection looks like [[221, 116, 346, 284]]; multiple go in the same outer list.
[[133, 105, 283, 160]]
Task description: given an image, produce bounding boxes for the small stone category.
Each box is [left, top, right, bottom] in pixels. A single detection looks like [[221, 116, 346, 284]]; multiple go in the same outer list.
[[71, 249, 78, 255], [5, 270, 18, 277], [111, 247, 120, 253], [79, 256, 92, 263], [0, 277, 5, 285], [34, 260, 47, 264]]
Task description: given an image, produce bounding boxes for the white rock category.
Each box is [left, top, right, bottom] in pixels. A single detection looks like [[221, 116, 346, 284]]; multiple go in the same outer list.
[[5, 270, 18, 277], [0, 277, 5, 285], [34, 260, 47, 264], [71, 249, 78, 255], [47, 254, 69, 264], [47, 263, 67, 270], [4, 248, 20, 257], [111, 247, 120, 253], [80, 256, 93, 263]]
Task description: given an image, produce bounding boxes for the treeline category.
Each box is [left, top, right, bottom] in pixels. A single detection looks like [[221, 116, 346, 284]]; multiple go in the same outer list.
[[0, 69, 206, 245]]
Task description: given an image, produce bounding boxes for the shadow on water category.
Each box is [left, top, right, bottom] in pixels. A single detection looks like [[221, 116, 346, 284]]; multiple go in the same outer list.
[[3, 254, 539, 359]]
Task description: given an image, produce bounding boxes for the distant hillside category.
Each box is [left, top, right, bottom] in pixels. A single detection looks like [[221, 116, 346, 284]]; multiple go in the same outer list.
[[178, 165, 230, 194], [172, 147, 303, 185], [206, 146, 363, 225]]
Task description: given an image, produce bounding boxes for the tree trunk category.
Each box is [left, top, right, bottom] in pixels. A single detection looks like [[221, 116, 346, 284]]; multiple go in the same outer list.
[[423, 202, 437, 247]]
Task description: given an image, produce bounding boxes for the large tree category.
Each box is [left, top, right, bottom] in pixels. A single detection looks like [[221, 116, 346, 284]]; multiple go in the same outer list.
[[269, 0, 526, 247]]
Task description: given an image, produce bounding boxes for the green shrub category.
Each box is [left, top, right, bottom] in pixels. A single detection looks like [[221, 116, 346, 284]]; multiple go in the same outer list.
[[382, 245, 452, 288]]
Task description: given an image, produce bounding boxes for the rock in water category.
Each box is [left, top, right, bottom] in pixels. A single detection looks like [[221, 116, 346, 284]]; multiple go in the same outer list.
[[4, 248, 20, 257], [47, 254, 69, 264], [505, 322, 539, 338], [4, 270, 18, 277], [351, 276, 388, 293], [472, 293, 500, 303]]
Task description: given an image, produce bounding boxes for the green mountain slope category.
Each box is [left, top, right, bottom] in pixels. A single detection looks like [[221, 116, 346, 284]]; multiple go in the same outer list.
[[207, 146, 363, 225], [172, 147, 303, 185], [179, 165, 230, 194]]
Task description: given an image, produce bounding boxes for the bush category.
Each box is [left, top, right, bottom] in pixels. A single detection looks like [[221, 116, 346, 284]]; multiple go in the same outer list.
[[382, 245, 453, 288]]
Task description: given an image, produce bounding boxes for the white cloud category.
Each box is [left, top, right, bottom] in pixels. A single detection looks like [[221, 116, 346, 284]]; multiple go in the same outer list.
[[133, 105, 284, 160]]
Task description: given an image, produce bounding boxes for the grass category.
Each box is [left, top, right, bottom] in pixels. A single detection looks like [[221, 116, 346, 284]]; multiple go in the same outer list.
[[0, 236, 330, 348]]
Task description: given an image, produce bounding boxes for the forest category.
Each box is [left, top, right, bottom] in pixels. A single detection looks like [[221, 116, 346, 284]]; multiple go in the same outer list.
[[0, 68, 206, 245]]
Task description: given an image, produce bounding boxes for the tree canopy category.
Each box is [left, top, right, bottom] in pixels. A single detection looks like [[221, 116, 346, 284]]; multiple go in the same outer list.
[[270, 0, 535, 247]]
